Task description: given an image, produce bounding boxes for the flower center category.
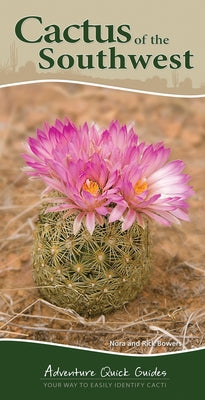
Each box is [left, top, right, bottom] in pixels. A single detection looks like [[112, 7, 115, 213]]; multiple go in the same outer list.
[[82, 179, 100, 196], [134, 178, 147, 195]]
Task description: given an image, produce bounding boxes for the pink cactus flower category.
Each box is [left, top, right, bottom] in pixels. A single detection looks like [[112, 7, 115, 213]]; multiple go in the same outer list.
[[42, 154, 119, 235], [22, 119, 194, 234]]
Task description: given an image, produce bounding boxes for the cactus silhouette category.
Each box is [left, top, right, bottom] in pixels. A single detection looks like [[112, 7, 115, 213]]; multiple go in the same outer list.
[[10, 42, 18, 73]]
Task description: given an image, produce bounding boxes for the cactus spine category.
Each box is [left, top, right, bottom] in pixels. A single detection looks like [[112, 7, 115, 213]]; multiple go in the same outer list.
[[33, 202, 151, 316]]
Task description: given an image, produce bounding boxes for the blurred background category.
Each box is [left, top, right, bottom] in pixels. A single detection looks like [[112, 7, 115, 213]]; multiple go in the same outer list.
[[0, 82, 204, 353]]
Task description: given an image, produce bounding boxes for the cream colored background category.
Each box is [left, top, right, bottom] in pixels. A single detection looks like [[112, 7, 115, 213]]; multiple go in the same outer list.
[[0, 0, 204, 93]]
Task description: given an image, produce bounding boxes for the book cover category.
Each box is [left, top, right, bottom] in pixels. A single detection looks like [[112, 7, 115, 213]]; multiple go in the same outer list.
[[0, 1, 204, 398]]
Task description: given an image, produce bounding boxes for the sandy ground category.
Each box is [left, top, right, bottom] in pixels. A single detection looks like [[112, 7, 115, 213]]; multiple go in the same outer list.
[[0, 82, 205, 354]]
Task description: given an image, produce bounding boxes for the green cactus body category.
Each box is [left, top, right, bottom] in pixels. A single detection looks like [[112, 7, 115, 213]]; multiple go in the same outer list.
[[33, 205, 152, 316]]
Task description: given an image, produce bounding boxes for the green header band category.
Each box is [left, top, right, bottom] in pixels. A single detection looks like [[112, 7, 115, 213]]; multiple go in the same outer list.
[[0, 340, 204, 400]]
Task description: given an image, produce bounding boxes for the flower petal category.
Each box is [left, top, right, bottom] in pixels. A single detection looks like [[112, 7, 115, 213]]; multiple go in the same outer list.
[[122, 209, 137, 231], [95, 206, 108, 216], [85, 212, 96, 235], [109, 203, 127, 223], [73, 212, 85, 235]]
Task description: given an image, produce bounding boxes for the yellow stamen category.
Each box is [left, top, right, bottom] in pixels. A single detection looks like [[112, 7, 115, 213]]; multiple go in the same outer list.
[[82, 179, 100, 196], [134, 179, 147, 195]]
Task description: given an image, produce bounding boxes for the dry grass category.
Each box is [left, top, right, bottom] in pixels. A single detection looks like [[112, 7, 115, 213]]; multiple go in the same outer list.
[[0, 82, 205, 354]]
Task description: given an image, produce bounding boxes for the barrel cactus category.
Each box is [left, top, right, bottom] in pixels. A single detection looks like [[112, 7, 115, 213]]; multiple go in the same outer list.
[[33, 208, 151, 316], [23, 119, 193, 316]]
